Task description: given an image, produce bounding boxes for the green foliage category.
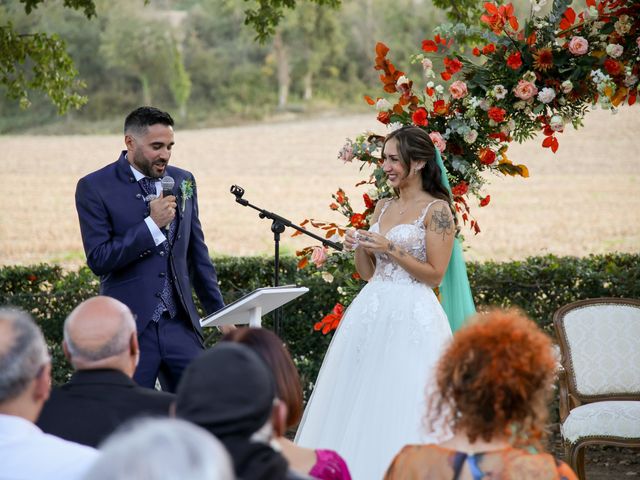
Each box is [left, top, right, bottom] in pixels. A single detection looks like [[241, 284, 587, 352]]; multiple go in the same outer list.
[[244, 0, 341, 43], [1, 253, 638, 398], [0, 22, 87, 113]]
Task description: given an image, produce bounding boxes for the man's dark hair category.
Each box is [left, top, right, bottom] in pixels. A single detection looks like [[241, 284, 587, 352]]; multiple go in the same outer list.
[[124, 106, 174, 136]]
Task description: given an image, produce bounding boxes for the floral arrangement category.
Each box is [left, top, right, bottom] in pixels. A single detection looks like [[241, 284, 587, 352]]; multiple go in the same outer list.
[[298, 0, 640, 334]]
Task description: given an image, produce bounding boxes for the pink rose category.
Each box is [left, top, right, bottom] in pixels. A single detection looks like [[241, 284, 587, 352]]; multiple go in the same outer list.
[[429, 131, 447, 153], [338, 142, 354, 163], [513, 80, 538, 100], [311, 246, 328, 267], [568, 36, 589, 55], [449, 80, 468, 99]]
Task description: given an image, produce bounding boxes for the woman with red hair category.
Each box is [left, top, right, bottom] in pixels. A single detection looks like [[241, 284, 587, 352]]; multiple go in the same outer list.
[[384, 309, 578, 480]]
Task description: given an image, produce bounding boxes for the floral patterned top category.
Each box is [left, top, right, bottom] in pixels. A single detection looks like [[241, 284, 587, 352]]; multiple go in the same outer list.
[[309, 449, 352, 480], [384, 445, 578, 480]]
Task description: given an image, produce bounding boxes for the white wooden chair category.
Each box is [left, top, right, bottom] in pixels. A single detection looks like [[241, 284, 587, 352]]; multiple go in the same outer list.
[[553, 297, 640, 480]]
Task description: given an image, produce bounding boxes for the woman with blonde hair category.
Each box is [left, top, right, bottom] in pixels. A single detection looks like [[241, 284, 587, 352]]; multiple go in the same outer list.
[[385, 309, 578, 480]]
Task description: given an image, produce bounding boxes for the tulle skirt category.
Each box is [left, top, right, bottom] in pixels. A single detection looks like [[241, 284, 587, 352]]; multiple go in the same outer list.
[[295, 279, 453, 479]]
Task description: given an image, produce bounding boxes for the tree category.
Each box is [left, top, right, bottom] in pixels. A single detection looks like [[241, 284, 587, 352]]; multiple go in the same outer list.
[[0, 1, 93, 113]]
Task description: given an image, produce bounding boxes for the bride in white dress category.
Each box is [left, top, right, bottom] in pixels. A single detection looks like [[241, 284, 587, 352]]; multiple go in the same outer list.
[[295, 127, 457, 479]]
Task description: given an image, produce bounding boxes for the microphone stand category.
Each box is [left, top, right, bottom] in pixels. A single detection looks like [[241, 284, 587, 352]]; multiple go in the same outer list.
[[230, 185, 343, 336]]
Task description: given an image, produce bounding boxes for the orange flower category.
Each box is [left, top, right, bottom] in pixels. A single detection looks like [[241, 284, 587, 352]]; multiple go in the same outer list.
[[532, 47, 554, 71], [314, 303, 345, 335], [329, 203, 339, 210], [480, 2, 519, 35], [335, 189, 346, 204], [377, 111, 391, 124], [350, 213, 367, 229], [363, 193, 375, 209]]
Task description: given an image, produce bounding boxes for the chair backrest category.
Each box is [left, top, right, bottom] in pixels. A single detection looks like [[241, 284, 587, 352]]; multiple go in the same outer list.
[[554, 297, 640, 400]]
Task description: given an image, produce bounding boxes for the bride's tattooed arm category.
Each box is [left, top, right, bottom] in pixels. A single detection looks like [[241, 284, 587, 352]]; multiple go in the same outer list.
[[429, 205, 455, 240]]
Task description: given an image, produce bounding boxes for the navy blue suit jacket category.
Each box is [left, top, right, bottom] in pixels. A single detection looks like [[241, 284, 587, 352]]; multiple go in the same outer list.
[[75, 152, 224, 337]]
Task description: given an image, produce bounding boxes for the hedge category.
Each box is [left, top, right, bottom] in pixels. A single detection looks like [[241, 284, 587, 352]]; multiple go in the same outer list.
[[1, 253, 638, 395]]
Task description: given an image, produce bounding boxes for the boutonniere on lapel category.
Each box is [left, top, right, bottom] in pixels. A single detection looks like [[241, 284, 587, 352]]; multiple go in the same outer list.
[[180, 179, 194, 212]]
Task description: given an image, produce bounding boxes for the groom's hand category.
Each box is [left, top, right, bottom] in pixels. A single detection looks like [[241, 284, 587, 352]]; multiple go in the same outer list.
[[150, 194, 177, 229]]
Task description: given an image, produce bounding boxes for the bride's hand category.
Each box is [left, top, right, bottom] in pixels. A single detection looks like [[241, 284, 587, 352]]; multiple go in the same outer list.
[[356, 231, 390, 253], [343, 229, 359, 251]]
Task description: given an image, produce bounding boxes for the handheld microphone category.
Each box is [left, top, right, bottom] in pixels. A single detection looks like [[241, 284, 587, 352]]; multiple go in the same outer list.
[[161, 176, 175, 198]]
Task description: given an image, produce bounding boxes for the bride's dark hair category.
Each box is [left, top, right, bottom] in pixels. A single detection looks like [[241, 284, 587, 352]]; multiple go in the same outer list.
[[383, 126, 456, 224]]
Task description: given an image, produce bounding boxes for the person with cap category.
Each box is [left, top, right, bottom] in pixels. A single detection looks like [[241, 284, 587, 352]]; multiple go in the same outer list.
[[175, 342, 313, 480]]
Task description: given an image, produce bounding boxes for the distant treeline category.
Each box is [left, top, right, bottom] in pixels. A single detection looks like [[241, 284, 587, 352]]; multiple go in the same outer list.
[[0, 0, 445, 133]]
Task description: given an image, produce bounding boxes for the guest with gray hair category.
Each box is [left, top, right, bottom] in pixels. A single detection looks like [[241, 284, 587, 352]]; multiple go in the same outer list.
[[0, 307, 98, 480], [83, 418, 235, 480], [37, 296, 174, 447]]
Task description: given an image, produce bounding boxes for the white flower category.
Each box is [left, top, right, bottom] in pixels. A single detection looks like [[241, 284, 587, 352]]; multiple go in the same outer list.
[[375, 98, 392, 111], [549, 114, 564, 131], [492, 84, 507, 99], [586, 6, 599, 19], [606, 44, 624, 59], [396, 75, 409, 87], [478, 99, 491, 111], [435, 85, 444, 94], [537, 87, 556, 104], [367, 188, 379, 199], [530, 0, 547, 13], [624, 74, 639, 87], [321, 271, 334, 283], [522, 71, 537, 83], [561, 80, 573, 93], [426, 81, 435, 88], [514, 100, 527, 110], [422, 58, 433, 71], [463, 129, 478, 144], [615, 15, 631, 35], [387, 122, 403, 132]]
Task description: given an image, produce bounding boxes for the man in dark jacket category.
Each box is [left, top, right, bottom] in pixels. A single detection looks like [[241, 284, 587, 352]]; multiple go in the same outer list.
[[37, 296, 174, 447]]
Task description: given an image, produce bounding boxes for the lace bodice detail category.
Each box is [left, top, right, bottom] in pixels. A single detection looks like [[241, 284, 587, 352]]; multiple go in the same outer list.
[[369, 200, 443, 285]]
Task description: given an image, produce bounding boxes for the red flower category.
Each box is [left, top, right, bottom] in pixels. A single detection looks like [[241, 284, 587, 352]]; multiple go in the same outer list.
[[488, 106, 507, 123], [443, 57, 463, 75], [352, 272, 361, 280], [603, 59, 621, 76], [506, 51, 522, 70], [480, 195, 491, 207], [335, 189, 346, 204], [472, 47, 481, 56], [27, 274, 37, 282], [377, 111, 391, 124], [479, 148, 497, 165], [314, 303, 345, 335], [433, 99, 448, 115], [350, 213, 367, 229], [363, 193, 375, 209], [329, 203, 339, 210], [451, 181, 469, 196], [482, 43, 496, 55], [422, 39, 438, 52], [411, 108, 428, 126]]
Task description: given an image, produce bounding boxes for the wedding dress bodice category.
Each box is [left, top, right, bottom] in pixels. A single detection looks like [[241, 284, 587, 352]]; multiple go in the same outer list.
[[369, 200, 441, 285]]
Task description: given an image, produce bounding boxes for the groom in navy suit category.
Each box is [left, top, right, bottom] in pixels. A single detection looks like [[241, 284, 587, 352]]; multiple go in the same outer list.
[[75, 106, 230, 392]]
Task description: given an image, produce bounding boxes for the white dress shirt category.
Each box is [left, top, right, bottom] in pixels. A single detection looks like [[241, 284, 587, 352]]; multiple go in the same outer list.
[[0, 414, 99, 480], [129, 165, 167, 246]]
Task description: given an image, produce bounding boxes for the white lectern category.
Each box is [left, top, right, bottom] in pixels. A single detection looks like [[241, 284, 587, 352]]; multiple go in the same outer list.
[[200, 285, 309, 329]]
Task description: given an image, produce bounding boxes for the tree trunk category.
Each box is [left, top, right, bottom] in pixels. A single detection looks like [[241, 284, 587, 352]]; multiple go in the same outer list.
[[274, 32, 290, 110], [140, 75, 152, 106], [303, 70, 313, 101]]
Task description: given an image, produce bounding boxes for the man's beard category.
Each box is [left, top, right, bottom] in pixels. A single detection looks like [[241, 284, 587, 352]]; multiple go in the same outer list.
[[132, 150, 162, 178]]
